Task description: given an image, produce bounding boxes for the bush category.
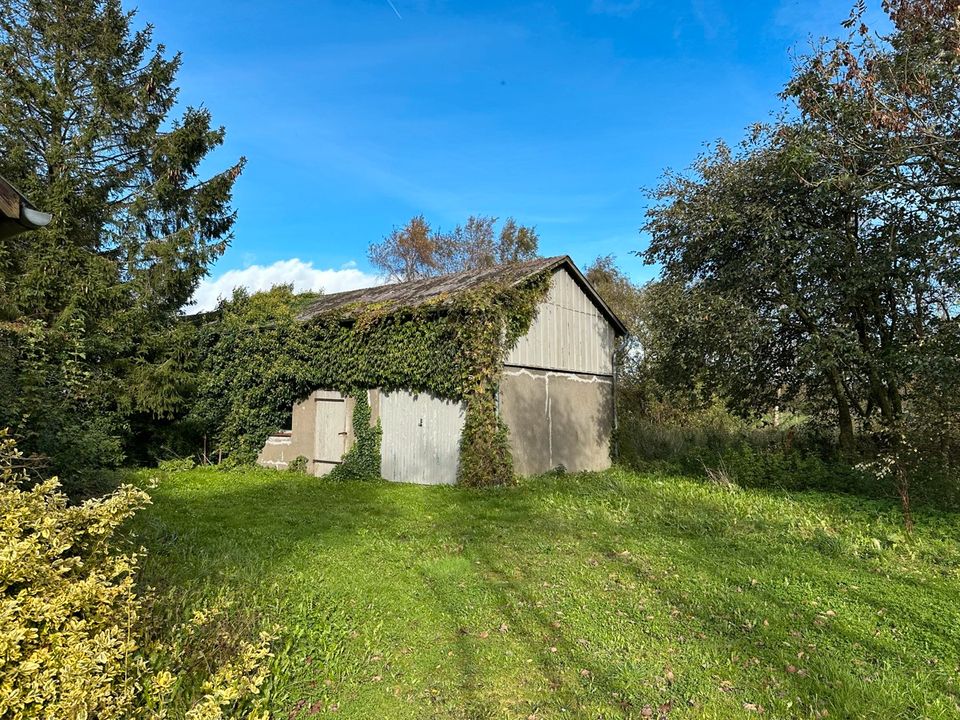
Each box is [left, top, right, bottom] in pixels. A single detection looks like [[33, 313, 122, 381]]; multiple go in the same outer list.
[[0, 429, 273, 719], [616, 412, 870, 496], [328, 391, 382, 481], [710, 443, 868, 494], [158, 457, 197, 473], [459, 396, 514, 487]]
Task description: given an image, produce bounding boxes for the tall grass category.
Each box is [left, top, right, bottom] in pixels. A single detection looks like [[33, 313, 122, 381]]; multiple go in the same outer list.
[[615, 410, 960, 508]]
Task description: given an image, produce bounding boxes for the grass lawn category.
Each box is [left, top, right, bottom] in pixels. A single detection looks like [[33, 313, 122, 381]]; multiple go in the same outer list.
[[132, 466, 960, 719]]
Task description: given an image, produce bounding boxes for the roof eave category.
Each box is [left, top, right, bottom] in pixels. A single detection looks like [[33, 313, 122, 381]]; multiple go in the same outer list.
[[0, 176, 52, 239]]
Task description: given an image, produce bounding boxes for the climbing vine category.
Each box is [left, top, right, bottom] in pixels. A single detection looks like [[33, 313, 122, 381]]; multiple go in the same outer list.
[[188, 272, 552, 486], [328, 391, 382, 481]]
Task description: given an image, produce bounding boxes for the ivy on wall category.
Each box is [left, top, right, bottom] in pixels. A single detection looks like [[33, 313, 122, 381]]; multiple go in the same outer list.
[[188, 272, 552, 486], [328, 391, 382, 481]]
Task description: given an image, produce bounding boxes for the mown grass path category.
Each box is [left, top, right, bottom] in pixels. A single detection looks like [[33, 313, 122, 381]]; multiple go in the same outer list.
[[133, 467, 960, 719]]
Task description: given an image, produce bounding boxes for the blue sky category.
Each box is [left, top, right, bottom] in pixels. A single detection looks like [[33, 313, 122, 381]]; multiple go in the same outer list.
[[132, 0, 876, 309]]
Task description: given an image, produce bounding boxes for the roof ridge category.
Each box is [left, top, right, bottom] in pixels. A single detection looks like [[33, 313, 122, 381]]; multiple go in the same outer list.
[[296, 254, 626, 336], [328, 254, 568, 300]]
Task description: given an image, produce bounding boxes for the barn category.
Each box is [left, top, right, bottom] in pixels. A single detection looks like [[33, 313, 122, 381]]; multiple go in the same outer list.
[[257, 255, 626, 484]]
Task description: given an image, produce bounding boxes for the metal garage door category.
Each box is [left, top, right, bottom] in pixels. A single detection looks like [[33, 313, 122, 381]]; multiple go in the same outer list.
[[380, 390, 466, 485]]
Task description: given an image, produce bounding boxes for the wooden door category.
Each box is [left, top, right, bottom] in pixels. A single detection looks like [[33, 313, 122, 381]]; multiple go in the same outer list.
[[313, 390, 348, 476]]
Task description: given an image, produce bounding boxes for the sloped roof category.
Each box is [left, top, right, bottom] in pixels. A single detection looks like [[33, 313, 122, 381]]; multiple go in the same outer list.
[[298, 255, 627, 336]]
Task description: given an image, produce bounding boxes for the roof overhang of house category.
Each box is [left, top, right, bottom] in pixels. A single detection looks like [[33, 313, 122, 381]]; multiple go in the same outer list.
[[0, 175, 52, 240]]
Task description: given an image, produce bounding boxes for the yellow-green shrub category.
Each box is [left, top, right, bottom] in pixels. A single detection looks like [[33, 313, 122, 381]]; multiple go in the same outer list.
[[0, 430, 272, 719]]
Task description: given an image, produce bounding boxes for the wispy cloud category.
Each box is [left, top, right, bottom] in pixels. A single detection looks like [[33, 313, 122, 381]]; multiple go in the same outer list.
[[690, 0, 730, 42], [188, 259, 381, 313], [589, 0, 647, 18]]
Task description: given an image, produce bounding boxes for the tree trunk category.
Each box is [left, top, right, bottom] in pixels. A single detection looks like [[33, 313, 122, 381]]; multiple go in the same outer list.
[[827, 368, 855, 452]]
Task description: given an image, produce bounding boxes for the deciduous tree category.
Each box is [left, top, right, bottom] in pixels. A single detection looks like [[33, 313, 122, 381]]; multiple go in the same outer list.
[[642, 1, 960, 453], [368, 214, 539, 280]]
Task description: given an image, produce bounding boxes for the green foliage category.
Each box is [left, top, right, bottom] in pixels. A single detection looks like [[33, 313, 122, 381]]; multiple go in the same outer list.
[[328, 392, 382, 481], [288, 455, 309, 474], [0, 430, 272, 719], [0, 0, 241, 484], [617, 408, 887, 500], [158, 457, 197, 473], [641, 2, 960, 464], [191, 274, 551, 487], [458, 395, 513, 487], [0, 316, 124, 489], [710, 444, 868, 495]]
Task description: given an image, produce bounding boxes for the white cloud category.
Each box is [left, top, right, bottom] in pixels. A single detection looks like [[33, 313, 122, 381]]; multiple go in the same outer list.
[[188, 258, 381, 313]]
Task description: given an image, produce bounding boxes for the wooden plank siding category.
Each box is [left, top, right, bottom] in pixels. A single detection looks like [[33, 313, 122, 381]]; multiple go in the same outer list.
[[506, 268, 615, 376]]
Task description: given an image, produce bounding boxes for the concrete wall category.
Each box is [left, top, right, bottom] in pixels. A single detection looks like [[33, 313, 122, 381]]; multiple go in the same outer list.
[[256, 392, 322, 471], [499, 367, 613, 475], [506, 267, 615, 376], [257, 389, 378, 476]]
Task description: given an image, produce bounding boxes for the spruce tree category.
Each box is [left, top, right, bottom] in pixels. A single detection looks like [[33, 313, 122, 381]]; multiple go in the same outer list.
[[0, 0, 242, 477]]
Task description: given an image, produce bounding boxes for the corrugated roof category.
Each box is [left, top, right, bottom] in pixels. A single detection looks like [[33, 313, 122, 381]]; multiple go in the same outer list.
[[298, 255, 627, 336]]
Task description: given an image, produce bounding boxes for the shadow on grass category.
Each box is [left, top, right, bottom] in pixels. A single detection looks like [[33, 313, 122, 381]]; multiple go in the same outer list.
[[134, 466, 960, 718], [424, 473, 960, 717]]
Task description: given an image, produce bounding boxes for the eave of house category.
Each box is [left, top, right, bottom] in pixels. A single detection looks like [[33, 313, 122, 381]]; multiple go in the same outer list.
[[0, 175, 52, 240]]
